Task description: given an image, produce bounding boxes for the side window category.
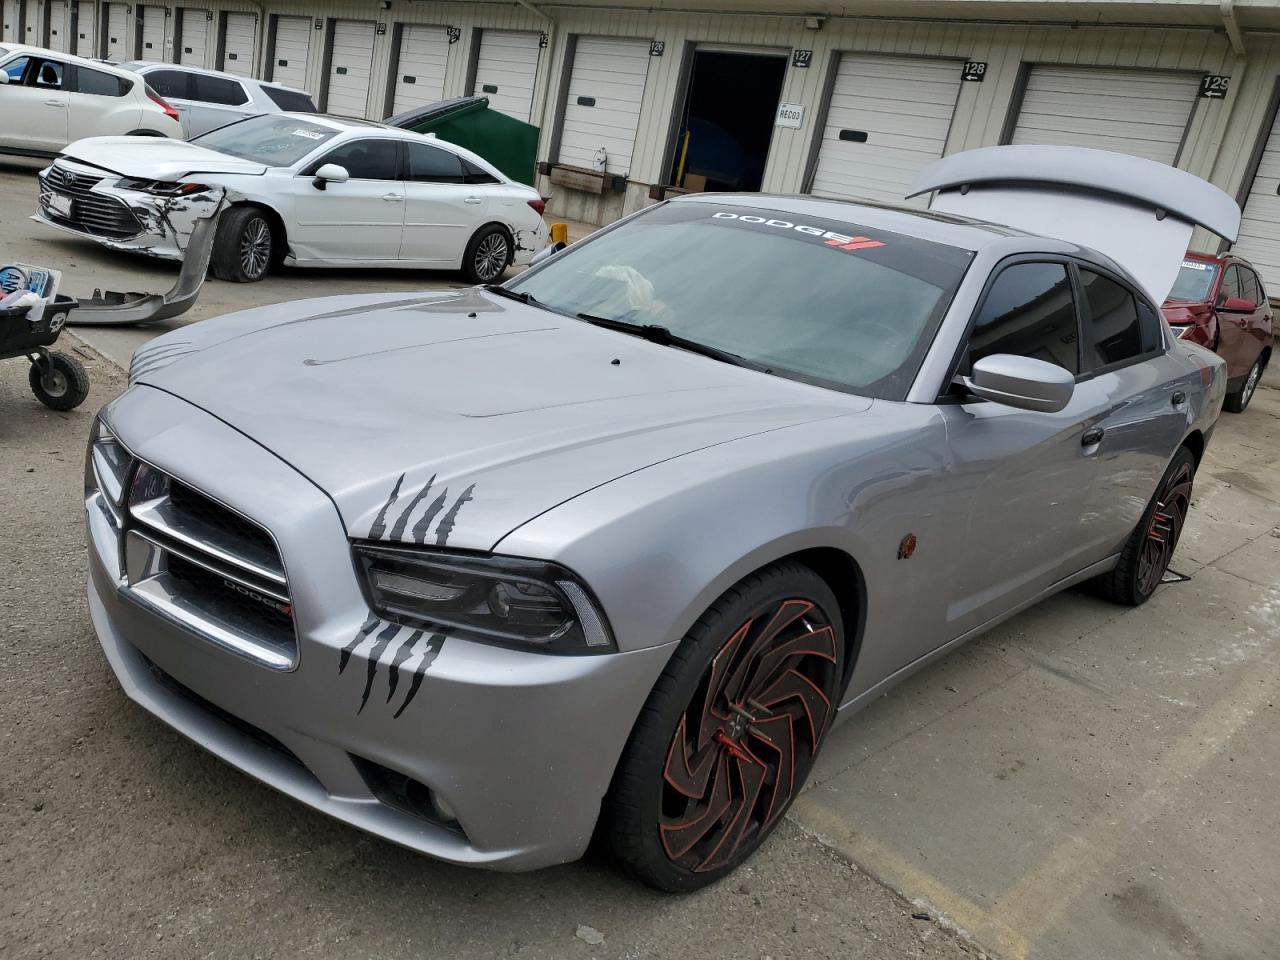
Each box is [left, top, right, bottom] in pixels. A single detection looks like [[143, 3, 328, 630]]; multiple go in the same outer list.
[[463, 158, 501, 185], [1238, 269, 1260, 306], [969, 262, 1079, 375], [1220, 265, 1242, 302], [145, 69, 190, 100], [32, 58, 65, 89], [1249, 269, 1269, 305], [77, 66, 130, 97], [1080, 269, 1145, 368], [307, 139, 400, 180], [3, 56, 30, 83], [405, 141, 464, 183], [192, 73, 249, 106]]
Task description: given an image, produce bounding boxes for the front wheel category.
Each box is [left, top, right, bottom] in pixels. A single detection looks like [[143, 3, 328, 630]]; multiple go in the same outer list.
[[462, 225, 511, 284], [605, 561, 844, 892], [1225, 356, 1264, 413], [29, 351, 90, 410], [211, 206, 275, 283], [1091, 446, 1195, 606]]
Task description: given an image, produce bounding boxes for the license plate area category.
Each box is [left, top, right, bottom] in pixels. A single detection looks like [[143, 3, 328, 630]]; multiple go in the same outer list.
[[47, 190, 74, 219]]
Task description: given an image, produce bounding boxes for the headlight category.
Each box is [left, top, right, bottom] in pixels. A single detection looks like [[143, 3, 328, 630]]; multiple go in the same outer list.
[[352, 544, 616, 654], [115, 177, 209, 196]]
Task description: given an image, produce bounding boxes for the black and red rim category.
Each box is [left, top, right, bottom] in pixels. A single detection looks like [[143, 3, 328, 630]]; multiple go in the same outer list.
[[1137, 459, 1194, 595], [659, 598, 839, 873]]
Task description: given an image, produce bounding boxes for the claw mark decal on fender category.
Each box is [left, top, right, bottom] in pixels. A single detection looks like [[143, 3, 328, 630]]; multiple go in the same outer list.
[[368, 473, 405, 541], [433, 484, 475, 546], [366, 477, 477, 548], [388, 474, 435, 542]]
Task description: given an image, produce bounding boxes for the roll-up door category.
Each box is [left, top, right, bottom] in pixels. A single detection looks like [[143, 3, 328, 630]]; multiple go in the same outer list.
[[74, 0, 96, 56], [1009, 65, 1200, 165], [177, 8, 208, 67], [46, 0, 66, 50], [557, 36, 649, 176], [325, 20, 375, 117], [2, 0, 17, 42], [21, 0, 35, 43], [809, 54, 963, 207], [471, 29, 540, 123], [220, 11, 257, 77], [268, 15, 311, 90], [1233, 108, 1280, 292], [389, 24, 449, 115], [104, 2, 127, 58], [138, 4, 165, 59]]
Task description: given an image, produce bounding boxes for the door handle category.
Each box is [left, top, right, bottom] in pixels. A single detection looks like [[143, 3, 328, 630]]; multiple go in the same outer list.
[[1171, 391, 1186, 406], [382, 193, 403, 202], [45, 99, 65, 106], [463, 196, 483, 204], [1081, 427, 1105, 447]]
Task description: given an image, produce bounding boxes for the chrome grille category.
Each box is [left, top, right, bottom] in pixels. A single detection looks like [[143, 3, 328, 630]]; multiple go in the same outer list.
[[87, 424, 297, 669], [40, 165, 142, 240]]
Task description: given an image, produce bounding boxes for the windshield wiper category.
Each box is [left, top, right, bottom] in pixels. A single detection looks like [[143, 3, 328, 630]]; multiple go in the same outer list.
[[576, 314, 756, 369], [483, 283, 542, 307]]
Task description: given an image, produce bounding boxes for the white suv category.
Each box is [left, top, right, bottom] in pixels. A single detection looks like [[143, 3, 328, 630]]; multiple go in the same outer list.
[[0, 45, 182, 156], [120, 62, 318, 138]]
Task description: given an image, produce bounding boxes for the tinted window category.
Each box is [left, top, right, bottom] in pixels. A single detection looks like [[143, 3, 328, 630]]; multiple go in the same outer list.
[[1249, 269, 1269, 304], [1167, 260, 1218, 303], [3, 56, 29, 82], [1238, 268, 1260, 306], [463, 158, 500, 184], [145, 68, 189, 99], [970, 262, 1079, 374], [1221, 265, 1242, 301], [1080, 270, 1144, 368], [406, 141, 464, 182], [262, 86, 317, 111], [193, 73, 248, 106], [308, 139, 400, 180], [77, 66, 128, 97], [507, 201, 973, 400], [32, 58, 64, 89], [193, 114, 339, 166]]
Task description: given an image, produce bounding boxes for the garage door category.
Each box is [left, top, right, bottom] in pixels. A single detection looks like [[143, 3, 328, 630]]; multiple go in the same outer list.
[[809, 54, 963, 207], [74, 0, 96, 56], [268, 15, 310, 90], [388, 24, 449, 115], [138, 4, 165, 59], [325, 20, 375, 117], [2, 0, 16, 42], [47, 0, 66, 50], [1232, 110, 1280, 291], [21, 0, 35, 43], [558, 36, 648, 176], [471, 29, 540, 123], [177, 8, 208, 67], [104, 2, 127, 58], [1009, 65, 1200, 165], [221, 11, 256, 77]]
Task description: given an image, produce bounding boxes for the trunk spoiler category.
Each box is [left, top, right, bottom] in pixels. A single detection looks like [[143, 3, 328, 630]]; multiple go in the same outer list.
[[67, 191, 225, 327], [905, 145, 1241, 304]]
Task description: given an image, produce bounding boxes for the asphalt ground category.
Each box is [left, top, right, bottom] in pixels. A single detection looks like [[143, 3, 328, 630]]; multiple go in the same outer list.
[[3, 158, 1279, 960]]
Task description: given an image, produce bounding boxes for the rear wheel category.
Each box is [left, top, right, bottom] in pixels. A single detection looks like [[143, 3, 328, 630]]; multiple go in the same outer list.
[[211, 206, 275, 283], [462, 225, 511, 284], [606, 561, 844, 892], [1091, 447, 1195, 606], [29, 351, 90, 410], [1225, 356, 1264, 413]]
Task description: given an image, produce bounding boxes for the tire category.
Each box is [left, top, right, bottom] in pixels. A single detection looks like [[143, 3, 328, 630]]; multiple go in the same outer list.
[[211, 206, 275, 283], [1224, 356, 1264, 413], [605, 560, 845, 892], [29, 351, 90, 411], [461, 225, 512, 284], [1091, 446, 1196, 606]]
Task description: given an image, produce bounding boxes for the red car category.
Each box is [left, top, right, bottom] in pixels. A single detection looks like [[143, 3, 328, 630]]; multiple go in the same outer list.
[[1163, 252, 1273, 412]]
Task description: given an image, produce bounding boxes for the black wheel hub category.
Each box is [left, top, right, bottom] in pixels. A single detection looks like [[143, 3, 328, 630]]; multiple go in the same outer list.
[[1137, 459, 1193, 595]]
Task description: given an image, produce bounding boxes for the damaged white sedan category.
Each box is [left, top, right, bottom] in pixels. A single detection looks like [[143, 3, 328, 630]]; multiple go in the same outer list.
[[33, 113, 548, 283]]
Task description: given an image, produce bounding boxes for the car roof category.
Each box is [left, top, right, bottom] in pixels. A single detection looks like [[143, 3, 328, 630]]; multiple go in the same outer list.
[[0, 43, 134, 78], [120, 60, 309, 94]]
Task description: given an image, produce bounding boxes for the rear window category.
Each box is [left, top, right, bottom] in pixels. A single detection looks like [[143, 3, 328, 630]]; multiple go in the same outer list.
[[193, 73, 249, 106], [1080, 269, 1146, 368], [1167, 260, 1218, 303], [192, 114, 338, 166], [262, 86, 317, 112]]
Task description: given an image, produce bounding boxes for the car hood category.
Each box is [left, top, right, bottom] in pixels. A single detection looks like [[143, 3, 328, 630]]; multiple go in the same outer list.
[[130, 289, 865, 550], [61, 136, 268, 179], [1161, 301, 1212, 324]]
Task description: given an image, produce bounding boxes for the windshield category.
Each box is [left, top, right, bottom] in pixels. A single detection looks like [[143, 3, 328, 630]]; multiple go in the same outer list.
[[507, 202, 973, 399], [192, 114, 337, 166], [1167, 260, 1219, 302]]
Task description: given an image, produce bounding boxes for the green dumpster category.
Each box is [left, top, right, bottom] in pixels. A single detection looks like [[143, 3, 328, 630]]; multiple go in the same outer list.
[[384, 96, 539, 187]]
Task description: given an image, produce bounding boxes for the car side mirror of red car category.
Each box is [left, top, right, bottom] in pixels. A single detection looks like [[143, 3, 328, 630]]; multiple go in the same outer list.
[[1219, 296, 1256, 313]]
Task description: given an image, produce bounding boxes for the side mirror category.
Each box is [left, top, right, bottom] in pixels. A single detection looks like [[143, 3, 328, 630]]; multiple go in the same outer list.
[[312, 163, 348, 191], [527, 241, 566, 268], [962, 354, 1075, 413], [1218, 296, 1256, 313], [0, 73, 10, 86]]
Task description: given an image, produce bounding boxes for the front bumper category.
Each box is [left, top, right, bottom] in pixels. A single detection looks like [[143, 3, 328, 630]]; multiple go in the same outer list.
[[87, 385, 675, 870]]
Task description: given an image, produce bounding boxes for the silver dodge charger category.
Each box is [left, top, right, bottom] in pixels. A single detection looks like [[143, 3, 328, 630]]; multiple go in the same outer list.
[[86, 146, 1232, 892]]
